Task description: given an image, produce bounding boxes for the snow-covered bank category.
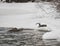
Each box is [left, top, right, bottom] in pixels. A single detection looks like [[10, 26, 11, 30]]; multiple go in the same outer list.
[[0, 3, 38, 15], [0, 2, 56, 28], [0, 3, 38, 28]]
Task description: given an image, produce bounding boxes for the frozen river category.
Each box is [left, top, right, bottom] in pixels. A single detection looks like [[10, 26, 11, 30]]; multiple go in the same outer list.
[[0, 2, 59, 28]]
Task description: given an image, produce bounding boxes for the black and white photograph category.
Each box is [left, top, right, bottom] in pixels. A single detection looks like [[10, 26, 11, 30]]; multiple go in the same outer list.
[[0, 0, 60, 46]]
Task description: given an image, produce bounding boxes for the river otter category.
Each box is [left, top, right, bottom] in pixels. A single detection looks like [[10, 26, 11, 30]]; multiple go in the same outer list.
[[36, 23, 47, 28]]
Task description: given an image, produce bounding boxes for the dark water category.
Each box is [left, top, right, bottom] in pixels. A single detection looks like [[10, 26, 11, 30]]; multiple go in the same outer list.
[[0, 29, 59, 46]]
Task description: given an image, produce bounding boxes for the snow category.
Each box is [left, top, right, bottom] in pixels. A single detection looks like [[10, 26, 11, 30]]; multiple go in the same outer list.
[[0, 2, 60, 41]]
